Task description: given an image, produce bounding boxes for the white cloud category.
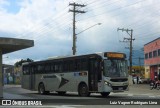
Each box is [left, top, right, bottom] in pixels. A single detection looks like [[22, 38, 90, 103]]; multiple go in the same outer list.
[[0, 0, 9, 11]]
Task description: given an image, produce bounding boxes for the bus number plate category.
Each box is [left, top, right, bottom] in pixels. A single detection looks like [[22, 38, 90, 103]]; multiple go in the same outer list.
[[118, 87, 123, 90]]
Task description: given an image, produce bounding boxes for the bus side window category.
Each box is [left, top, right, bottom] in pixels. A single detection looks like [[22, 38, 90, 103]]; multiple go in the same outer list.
[[23, 66, 27, 75], [73, 59, 77, 71], [25, 66, 29, 75], [82, 59, 87, 70], [97, 59, 102, 81], [59, 62, 62, 73], [55, 63, 58, 72], [54, 62, 62, 73], [76, 59, 81, 71], [69, 60, 74, 72], [45, 64, 51, 73], [95, 61, 98, 68], [37, 65, 41, 73], [63, 60, 68, 72], [34, 65, 37, 73], [50, 62, 55, 73], [37, 65, 44, 73], [69, 59, 74, 71], [30, 66, 34, 74]]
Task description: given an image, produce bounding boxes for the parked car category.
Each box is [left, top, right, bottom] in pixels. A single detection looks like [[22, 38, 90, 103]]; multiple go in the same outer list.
[[142, 78, 150, 84], [132, 76, 146, 84], [132, 76, 138, 84], [138, 77, 144, 84]]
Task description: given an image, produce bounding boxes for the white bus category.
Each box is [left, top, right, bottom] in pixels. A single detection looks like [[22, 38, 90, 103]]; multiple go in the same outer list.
[[22, 52, 129, 97]]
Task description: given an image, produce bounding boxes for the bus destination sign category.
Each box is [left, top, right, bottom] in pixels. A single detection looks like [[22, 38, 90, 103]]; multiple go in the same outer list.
[[105, 53, 124, 58]]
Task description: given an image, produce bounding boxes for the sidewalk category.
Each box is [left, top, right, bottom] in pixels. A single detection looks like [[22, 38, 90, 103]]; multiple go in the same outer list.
[[2, 84, 35, 99], [3, 84, 21, 88], [3, 92, 33, 99], [127, 84, 160, 95]]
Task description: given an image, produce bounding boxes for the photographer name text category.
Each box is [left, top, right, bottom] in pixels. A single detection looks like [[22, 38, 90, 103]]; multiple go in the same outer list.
[[110, 100, 158, 105]]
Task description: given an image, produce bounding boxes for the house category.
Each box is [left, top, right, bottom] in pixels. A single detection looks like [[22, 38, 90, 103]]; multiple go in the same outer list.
[[144, 37, 160, 80]]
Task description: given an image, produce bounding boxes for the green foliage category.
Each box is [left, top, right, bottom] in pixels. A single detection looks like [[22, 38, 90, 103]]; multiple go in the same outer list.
[[131, 66, 145, 77], [14, 58, 33, 67]]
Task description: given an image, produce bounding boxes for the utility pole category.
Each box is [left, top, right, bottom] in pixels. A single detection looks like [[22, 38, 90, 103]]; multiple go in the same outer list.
[[139, 57, 141, 68], [117, 28, 135, 74], [69, 2, 86, 55], [139, 57, 144, 76]]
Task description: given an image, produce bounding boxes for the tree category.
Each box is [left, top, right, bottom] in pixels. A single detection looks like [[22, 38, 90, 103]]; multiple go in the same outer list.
[[131, 66, 145, 78], [14, 58, 33, 67]]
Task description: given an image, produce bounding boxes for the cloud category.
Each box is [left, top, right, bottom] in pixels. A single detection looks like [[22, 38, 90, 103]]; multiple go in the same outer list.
[[0, 0, 9, 12]]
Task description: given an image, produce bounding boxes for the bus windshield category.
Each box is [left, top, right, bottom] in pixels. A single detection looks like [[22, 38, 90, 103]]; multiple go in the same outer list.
[[104, 59, 128, 77]]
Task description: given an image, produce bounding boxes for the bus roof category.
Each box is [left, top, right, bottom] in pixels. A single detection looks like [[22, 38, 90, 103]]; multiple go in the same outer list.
[[23, 52, 125, 65], [25, 53, 103, 65], [47, 53, 101, 60]]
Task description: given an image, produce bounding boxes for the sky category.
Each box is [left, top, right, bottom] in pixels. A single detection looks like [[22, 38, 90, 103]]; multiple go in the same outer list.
[[0, 0, 160, 65]]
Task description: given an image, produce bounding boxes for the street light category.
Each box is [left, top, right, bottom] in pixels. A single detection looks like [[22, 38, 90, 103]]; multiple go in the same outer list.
[[76, 23, 102, 35], [72, 23, 101, 55]]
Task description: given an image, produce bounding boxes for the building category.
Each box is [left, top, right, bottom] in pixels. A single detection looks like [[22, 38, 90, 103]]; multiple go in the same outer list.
[[3, 64, 14, 84], [144, 37, 160, 80], [2, 64, 22, 85]]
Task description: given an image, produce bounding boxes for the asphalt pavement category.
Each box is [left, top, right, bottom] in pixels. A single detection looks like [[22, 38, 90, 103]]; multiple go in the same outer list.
[[1, 84, 160, 108], [2, 84, 160, 99]]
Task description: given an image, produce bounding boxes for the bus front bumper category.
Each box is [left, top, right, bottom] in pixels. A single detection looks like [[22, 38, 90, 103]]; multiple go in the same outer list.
[[111, 85, 129, 92], [103, 80, 129, 92], [103, 85, 129, 92]]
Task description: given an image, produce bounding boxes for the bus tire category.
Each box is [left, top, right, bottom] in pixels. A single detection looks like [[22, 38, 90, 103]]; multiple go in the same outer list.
[[38, 83, 46, 95], [57, 91, 66, 95], [101, 92, 110, 97], [78, 83, 90, 97], [45, 91, 50, 94]]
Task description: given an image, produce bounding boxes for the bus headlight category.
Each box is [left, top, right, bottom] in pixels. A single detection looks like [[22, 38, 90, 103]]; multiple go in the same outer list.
[[104, 81, 111, 86], [104, 81, 108, 85]]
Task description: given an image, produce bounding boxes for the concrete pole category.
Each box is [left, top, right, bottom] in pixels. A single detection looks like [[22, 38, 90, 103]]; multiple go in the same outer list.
[[73, 3, 76, 55], [69, 2, 86, 55], [0, 49, 2, 98]]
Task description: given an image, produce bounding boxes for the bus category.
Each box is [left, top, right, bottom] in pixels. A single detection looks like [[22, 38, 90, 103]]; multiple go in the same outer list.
[[22, 52, 129, 97]]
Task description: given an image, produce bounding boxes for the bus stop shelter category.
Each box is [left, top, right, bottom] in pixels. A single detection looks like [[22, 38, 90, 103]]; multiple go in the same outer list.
[[0, 37, 34, 98]]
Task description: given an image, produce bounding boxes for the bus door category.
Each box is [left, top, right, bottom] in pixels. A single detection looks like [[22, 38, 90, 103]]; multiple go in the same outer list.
[[89, 58, 98, 91], [30, 66, 35, 90]]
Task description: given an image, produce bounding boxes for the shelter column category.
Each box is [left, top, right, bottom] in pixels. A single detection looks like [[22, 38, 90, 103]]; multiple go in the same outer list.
[[0, 49, 2, 98]]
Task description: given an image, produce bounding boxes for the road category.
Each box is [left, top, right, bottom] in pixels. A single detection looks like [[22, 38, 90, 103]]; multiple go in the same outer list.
[[1, 84, 160, 108], [3, 84, 160, 99]]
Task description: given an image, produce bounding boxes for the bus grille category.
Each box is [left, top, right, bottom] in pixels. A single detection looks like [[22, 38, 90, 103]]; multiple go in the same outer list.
[[112, 86, 128, 90], [110, 78, 128, 82]]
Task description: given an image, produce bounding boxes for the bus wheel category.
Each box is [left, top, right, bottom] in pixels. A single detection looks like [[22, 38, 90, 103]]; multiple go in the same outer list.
[[101, 92, 110, 97], [38, 83, 46, 95], [78, 83, 90, 97], [45, 91, 50, 94], [57, 91, 66, 95]]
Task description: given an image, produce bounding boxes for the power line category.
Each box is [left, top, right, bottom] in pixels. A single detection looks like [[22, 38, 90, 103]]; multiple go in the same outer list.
[[77, 0, 147, 22], [86, 0, 121, 12], [86, 0, 102, 5], [15, 11, 72, 41], [33, 21, 72, 42], [14, 5, 70, 39]]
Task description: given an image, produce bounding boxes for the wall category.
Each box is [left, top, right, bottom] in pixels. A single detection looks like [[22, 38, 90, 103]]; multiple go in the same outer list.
[[144, 38, 160, 65], [144, 66, 150, 79]]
